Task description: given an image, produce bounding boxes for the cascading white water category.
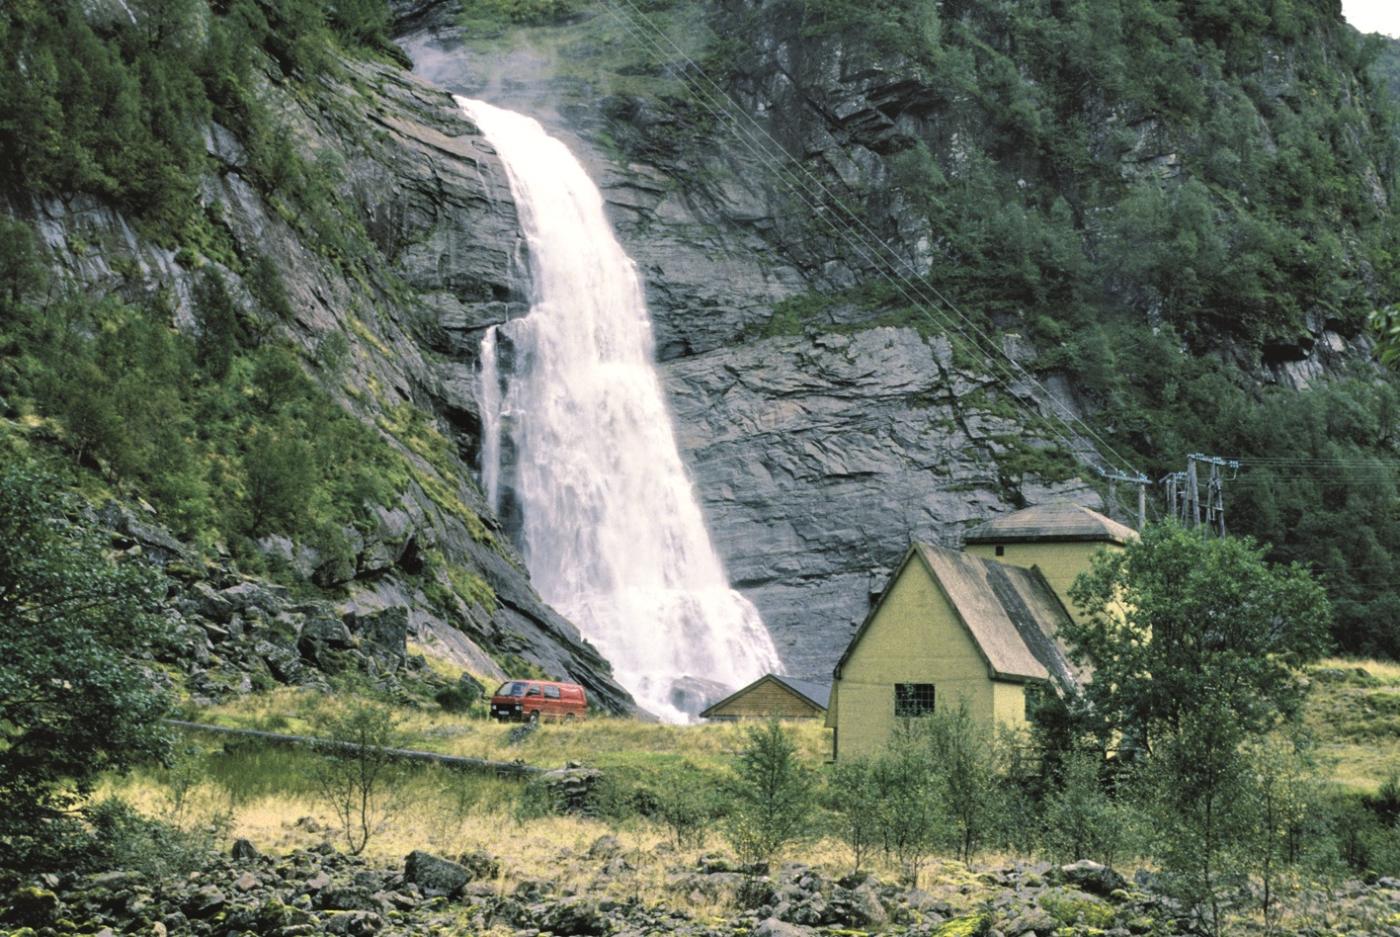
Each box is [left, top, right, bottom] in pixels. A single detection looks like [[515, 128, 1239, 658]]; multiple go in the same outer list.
[[460, 98, 780, 722]]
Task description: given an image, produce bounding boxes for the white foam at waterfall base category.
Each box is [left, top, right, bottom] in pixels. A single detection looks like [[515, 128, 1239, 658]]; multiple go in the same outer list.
[[460, 97, 780, 722]]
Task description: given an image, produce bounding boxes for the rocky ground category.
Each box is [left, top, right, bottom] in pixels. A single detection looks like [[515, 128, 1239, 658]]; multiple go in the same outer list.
[[5, 838, 1399, 937]]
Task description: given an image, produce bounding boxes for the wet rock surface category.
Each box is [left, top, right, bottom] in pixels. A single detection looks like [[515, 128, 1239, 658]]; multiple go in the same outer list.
[[389, 5, 1386, 682], [391, 14, 1113, 679]]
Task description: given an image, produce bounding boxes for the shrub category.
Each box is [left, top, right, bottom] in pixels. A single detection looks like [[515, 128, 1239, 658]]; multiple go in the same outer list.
[[0, 462, 173, 871], [723, 720, 815, 868], [312, 702, 405, 855]]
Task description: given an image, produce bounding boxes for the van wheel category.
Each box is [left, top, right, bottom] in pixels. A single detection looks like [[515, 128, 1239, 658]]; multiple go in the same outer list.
[[564, 713, 576, 723], [528, 710, 540, 725]]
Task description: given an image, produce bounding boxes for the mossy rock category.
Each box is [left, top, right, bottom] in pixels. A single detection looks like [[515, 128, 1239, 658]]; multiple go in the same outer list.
[[1039, 888, 1116, 930], [932, 914, 983, 937], [1, 886, 61, 927]]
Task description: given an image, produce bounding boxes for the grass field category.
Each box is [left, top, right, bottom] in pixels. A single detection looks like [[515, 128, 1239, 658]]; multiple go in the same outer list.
[[89, 653, 1397, 905], [187, 656, 1397, 793], [193, 686, 831, 774], [1303, 658, 1400, 795]]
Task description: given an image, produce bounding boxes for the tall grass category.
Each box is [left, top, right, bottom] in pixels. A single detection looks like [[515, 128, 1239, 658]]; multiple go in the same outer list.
[[195, 688, 830, 773], [1305, 659, 1400, 795]]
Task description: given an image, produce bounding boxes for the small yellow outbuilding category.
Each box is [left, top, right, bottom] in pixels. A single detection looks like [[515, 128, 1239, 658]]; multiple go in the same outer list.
[[826, 503, 1129, 760], [699, 674, 830, 721]]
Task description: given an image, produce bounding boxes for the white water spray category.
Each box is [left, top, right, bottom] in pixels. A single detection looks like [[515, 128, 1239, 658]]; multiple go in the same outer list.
[[460, 98, 780, 722]]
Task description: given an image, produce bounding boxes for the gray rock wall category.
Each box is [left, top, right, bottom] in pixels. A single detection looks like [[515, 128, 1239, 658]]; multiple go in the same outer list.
[[15, 48, 633, 711], [392, 16, 1105, 680]]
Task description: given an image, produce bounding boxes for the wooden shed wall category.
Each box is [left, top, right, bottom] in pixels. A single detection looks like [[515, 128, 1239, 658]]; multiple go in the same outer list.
[[833, 558, 1004, 759], [707, 680, 824, 720]]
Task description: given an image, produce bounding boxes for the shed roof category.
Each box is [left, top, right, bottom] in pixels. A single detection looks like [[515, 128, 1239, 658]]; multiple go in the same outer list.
[[963, 502, 1136, 546], [699, 673, 831, 718], [834, 544, 1086, 690], [770, 675, 831, 710]]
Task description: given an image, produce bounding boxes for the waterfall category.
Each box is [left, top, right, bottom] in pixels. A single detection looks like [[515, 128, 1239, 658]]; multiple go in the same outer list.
[[460, 98, 780, 722]]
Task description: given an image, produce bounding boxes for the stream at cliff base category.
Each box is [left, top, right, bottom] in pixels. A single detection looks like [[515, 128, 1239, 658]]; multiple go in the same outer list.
[[460, 98, 780, 722]]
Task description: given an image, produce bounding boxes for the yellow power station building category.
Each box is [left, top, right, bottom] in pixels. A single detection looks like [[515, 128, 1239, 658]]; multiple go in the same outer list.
[[825, 503, 1132, 760]]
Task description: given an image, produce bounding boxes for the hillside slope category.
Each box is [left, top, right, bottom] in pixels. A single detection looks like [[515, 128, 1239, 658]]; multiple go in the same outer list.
[[0, 2, 631, 710], [2, 0, 1398, 696], [396, 0, 1400, 674]]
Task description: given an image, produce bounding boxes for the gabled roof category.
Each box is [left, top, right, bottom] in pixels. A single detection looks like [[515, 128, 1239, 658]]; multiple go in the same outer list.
[[770, 675, 831, 710], [834, 544, 1086, 691], [699, 673, 831, 717], [963, 502, 1136, 546]]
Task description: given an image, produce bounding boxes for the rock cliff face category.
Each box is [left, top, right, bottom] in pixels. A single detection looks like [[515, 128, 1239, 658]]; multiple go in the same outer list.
[[390, 0, 1394, 678], [666, 328, 1095, 675], [19, 50, 633, 710], [392, 8, 1106, 678]]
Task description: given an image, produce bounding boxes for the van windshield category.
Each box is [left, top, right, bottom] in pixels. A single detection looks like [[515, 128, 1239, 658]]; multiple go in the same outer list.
[[496, 682, 527, 697]]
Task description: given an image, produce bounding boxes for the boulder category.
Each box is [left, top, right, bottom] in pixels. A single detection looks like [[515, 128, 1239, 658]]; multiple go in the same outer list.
[[324, 909, 385, 935], [1, 886, 61, 927], [182, 884, 227, 918], [403, 850, 470, 897], [831, 881, 887, 927], [257, 898, 317, 931], [345, 608, 409, 661], [298, 615, 357, 668], [231, 838, 261, 860], [538, 764, 604, 814], [537, 897, 609, 936], [1053, 860, 1128, 897], [1002, 907, 1058, 936], [587, 835, 623, 859], [755, 916, 817, 937], [457, 849, 501, 880], [317, 885, 379, 911]]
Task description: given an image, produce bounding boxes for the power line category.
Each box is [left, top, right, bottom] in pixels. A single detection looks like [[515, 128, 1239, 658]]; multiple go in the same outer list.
[[595, 0, 1146, 484]]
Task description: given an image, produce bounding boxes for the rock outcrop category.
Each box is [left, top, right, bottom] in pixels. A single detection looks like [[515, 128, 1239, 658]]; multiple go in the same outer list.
[[393, 14, 1106, 678], [17, 40, 633, 710]]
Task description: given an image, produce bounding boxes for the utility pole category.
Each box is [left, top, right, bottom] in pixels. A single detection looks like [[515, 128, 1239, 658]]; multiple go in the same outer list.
[[1164, 455, 1238, 535], [1186, 456, 1201, 529], [1190, 453, 1237, 536], [1099, 467, 1150, 530], [1160, 471, 1186, 524]]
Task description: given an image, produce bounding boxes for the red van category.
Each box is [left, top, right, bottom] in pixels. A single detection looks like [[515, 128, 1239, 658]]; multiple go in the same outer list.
[[490, 680, 587, 723]]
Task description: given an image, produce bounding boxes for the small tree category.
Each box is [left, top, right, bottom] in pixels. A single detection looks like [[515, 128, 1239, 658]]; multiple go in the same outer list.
[[1243, 735, 1318, 935], [655, 762, 715, 849], [0, 463, 173, 868], [723, 720, 814, 869], [827, 757, 883, 874], [313, 702, 404, 855], [922, 700, 1002, 863], [1042, 751, 1131, 866], [1133, 703, 1255, 937], [872, 725, 948, 885]]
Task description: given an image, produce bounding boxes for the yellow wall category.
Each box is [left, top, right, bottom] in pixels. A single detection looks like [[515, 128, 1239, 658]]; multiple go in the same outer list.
[[706, 679, 824, 720], [964, 541, 1121, 624], [993, 680, 1028, 725], [833, 556, 1028, 760]]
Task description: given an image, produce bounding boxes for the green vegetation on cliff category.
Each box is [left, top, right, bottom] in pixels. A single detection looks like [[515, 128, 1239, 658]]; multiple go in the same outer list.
[[0, 2, 499, 579], [695, 0, 1400, 657], [0, 232, 400, 569]]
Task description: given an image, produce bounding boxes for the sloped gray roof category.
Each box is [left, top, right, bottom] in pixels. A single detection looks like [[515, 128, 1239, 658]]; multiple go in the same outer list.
[[699, 673, 830, 717], [771, 675, 831, 710], [963, 502, 1136, 546], [835, 544, 1086, 691]]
